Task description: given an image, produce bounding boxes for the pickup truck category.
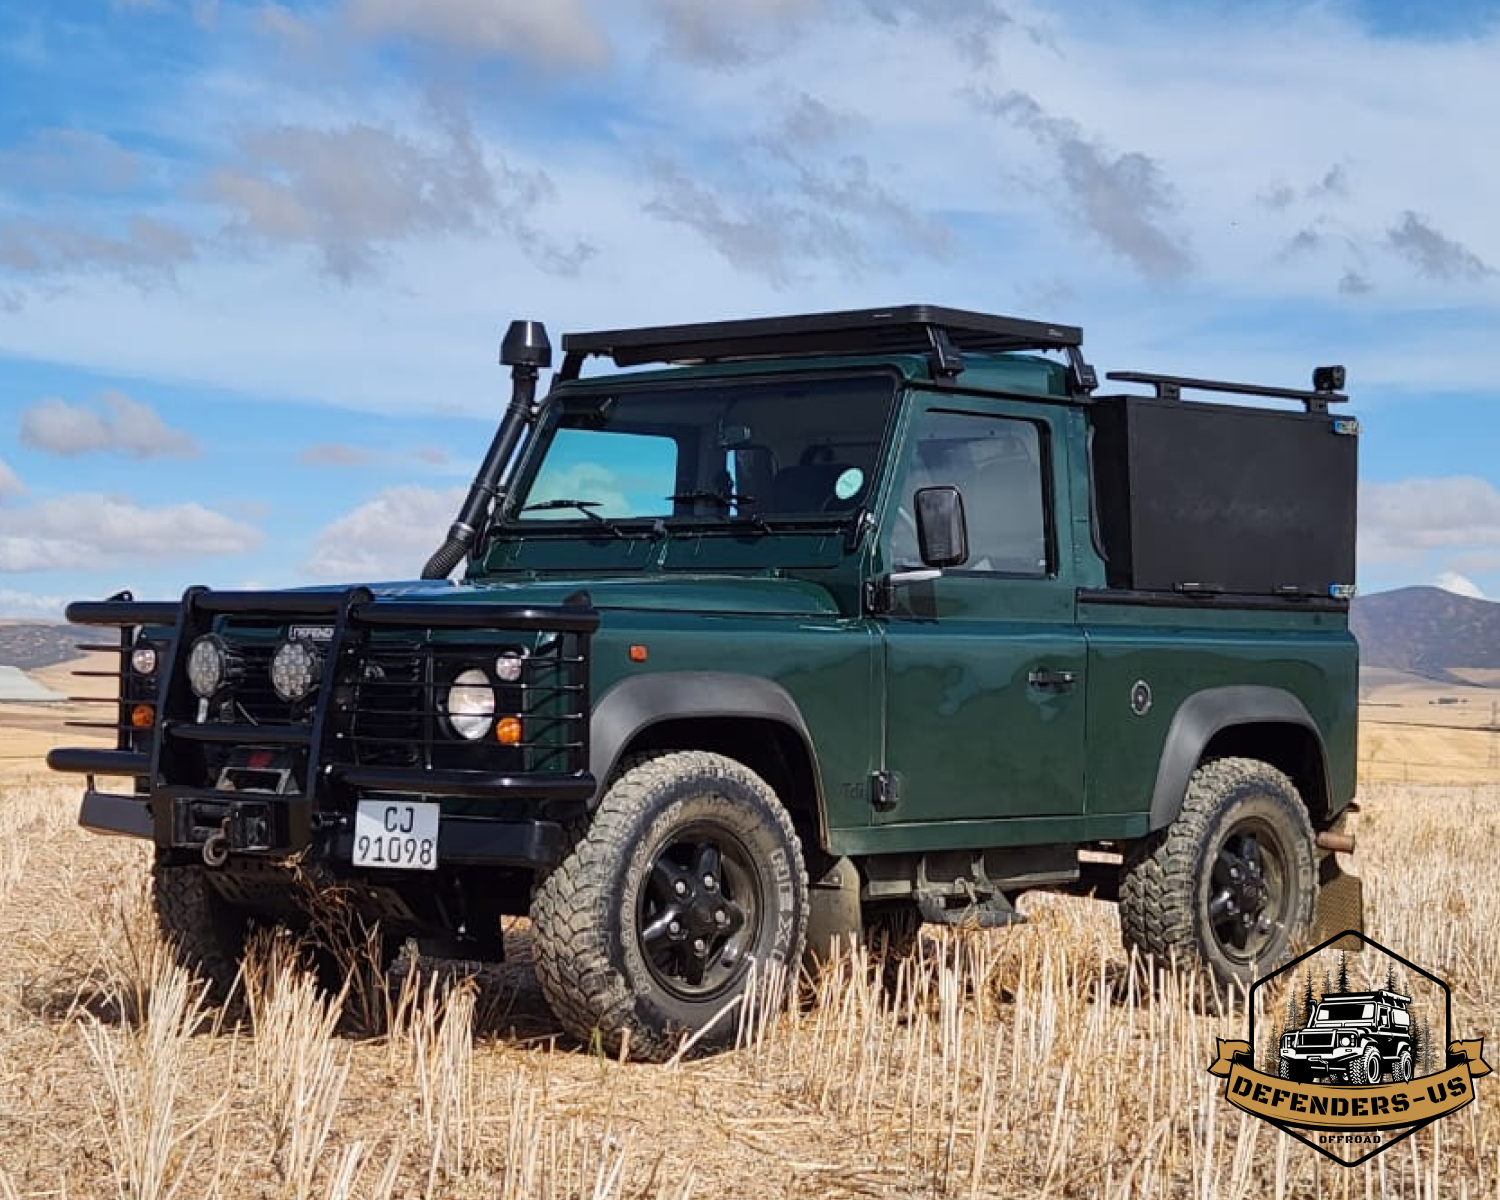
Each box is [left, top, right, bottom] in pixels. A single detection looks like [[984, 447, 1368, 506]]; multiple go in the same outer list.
[[49, 304, 1364, 1059]]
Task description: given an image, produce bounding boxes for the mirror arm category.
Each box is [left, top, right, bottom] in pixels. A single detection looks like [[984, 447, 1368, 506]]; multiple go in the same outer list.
[[864, 567, 943, 615]]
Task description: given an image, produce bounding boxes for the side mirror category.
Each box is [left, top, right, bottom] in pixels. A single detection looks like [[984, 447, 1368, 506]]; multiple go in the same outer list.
[[915, 486, 968, 568]]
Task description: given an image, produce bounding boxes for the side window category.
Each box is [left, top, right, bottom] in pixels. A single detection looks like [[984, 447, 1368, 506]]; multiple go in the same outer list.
[[887, 410, 1049, 575]]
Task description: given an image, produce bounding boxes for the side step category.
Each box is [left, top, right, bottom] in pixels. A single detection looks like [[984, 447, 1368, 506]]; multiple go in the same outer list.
[[915, 889, 1027, 929]]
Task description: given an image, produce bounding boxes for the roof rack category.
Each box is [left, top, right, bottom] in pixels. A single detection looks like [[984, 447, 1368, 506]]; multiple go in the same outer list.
[[558, 304, 1098, 392], [1107, 368, 1349, 415]]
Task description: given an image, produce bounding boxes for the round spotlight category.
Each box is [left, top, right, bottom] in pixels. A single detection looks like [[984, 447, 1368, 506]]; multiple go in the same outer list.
[[445, 668, 495, 740], [270, 639, 323, 703], [130, 644, 158, 676], [187, 635, 230, 698], [495, 649, 526, 683]]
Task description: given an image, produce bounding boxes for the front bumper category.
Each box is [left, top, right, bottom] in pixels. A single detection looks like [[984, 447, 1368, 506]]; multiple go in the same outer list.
[[1282, 1046, 1359, 1071], [68, 781, 579, 868], [47, 586, 601, 871]]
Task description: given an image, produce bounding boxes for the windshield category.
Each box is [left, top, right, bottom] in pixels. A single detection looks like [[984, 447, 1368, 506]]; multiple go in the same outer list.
[[1315, 1003, 1375, 1023], [505, 374, 899, 527]]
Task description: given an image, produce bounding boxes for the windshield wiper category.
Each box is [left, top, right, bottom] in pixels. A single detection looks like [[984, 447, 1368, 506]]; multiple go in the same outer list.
[[519, 498, 627, 539], [666, 491, 774, 534]]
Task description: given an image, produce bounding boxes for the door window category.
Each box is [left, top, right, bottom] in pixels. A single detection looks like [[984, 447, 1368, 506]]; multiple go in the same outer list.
[[886, 410, 1049, 575]]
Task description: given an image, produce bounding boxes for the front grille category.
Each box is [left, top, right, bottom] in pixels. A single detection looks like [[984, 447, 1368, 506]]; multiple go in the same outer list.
[[1297, 1032, 1335, 1048], [345, 635, 584, 774]]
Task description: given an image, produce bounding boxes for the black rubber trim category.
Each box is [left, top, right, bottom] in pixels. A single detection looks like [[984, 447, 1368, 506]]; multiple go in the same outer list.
[[1077, 588, 1348, 613], [589, 671, 822, 808], [1149, 686, 1328, 830]]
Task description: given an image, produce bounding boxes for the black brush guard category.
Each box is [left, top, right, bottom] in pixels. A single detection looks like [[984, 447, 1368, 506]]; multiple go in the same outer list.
[[48, 587, 600, 870]]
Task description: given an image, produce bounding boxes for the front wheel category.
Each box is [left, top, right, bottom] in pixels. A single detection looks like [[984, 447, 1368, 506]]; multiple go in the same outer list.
[[530, 751, 808, 1060], [1118, 757, 1316, 993], [1348, 1046, 1382, 1085], [153, 855, 253, 1003], [1394, 1049, 1414, 1082]]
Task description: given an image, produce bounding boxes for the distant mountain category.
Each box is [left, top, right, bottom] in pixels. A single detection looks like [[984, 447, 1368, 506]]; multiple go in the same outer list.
[[1351, 587, 1500, 682], [0, 624, 89, 670]]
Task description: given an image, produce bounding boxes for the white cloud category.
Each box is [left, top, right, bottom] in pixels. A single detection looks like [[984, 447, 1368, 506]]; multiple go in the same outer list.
[[344, 0, 609, 67], [1434, 571, 1487, 600], [306, 484, 464, 580], [0, 459, 23, 500], [0, 494, 261, 571], [1359, 476, 1500, 564], [0, 587, 69, 619], [19, 390, 200, 458]]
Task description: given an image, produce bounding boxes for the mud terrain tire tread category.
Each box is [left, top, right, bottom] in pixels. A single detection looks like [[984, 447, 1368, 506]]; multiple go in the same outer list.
[[530, 750, 807, 1061], [1118, 756, 1316, 991], [152, 857, 249, 1003]]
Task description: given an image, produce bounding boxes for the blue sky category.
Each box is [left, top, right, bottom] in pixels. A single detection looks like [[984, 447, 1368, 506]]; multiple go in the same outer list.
[[1, 0, 1498, 616]]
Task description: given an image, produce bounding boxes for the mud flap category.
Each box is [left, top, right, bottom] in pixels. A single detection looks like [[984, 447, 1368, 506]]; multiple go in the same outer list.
[[1314, 855, 1364, 951], [804, 855, 862, 968]]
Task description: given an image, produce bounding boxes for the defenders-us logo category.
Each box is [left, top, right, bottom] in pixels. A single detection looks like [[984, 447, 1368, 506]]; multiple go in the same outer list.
[[1207, 931, 1490, 1166]]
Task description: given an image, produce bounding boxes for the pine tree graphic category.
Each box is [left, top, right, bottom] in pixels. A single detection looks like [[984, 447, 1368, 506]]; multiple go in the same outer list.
[[1302, 968, 1317, 1026], [1336, 950, 1350, 993]]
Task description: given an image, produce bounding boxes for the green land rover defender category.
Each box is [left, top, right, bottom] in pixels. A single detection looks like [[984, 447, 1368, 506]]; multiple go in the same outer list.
[[50, 305, 1364, 1059]]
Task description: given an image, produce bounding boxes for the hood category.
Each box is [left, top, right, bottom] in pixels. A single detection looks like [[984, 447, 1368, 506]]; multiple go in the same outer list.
[[341, 574, 841, 618]]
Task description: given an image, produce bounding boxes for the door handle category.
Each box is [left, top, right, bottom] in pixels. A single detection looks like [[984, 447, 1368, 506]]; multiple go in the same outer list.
[[1028, 668, 1076, 690]]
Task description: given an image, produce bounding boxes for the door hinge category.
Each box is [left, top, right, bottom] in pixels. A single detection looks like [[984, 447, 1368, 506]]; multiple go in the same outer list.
[[870, 770, 898, 812]]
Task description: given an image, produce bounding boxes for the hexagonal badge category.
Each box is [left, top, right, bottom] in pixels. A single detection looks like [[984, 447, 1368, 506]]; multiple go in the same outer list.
[[1206, 930, 1490, 1166]]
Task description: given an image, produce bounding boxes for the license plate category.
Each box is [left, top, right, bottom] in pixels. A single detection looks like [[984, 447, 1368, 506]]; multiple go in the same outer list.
[[353, 800, 439, 870]]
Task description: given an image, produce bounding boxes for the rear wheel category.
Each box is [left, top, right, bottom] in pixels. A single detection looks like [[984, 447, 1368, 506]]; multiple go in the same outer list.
[[1119, 757, 1317, 992], [1395, 1048, 1413, 1082], [531, 751, 807, 1060]]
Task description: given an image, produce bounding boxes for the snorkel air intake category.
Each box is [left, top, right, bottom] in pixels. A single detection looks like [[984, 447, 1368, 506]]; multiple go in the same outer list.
[[421, 319, 552, 580]]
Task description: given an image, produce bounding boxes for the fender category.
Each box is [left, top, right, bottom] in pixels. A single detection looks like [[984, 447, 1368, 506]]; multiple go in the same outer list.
[[589, 670, 823, 806], [1149, 685, 1329, 830]]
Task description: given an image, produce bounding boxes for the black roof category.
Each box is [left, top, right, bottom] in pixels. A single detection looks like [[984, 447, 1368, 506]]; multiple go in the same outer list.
[[558, 304, 1089, 386]]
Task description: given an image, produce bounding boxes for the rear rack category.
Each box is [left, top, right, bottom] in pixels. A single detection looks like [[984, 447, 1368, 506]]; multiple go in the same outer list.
[[1107, 369, 1349, 415], [559, 304, 1098, 393]]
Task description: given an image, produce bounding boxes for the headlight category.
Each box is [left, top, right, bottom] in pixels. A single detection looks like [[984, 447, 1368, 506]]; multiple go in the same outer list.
[[1283, 1034, 1294, 1047], [187, 635, 231, 698], [270, 640, 323, 703], [130, 644, 158, 676], [1339, 1034, 1353, 1047], [445, 668, 495, 740], [495, 649, 526, 683]]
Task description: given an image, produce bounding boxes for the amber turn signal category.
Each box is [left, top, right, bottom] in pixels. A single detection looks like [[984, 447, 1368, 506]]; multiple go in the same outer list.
[[495, 715, 522, 745], [130, 704, 155, 729], [629, 644, 648, 662]]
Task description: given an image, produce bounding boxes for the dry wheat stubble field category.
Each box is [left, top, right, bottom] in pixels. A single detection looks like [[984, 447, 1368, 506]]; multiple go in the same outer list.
[[0, 707, 1497, 1198]]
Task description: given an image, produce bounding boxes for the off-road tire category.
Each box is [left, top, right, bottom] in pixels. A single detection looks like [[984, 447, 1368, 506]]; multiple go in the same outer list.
[[1395, 1049, 1413, 1082], [1118, 757, 1316, 994], [152, 856, 252, 1003], [530, 751, 808, 1061], [1348, 1046, 1381, 1085], [1279, 1057, 1301, 1082]]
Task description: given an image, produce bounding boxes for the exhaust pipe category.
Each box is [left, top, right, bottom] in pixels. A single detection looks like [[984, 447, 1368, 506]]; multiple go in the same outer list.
[[422, 319, 553, 580]]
